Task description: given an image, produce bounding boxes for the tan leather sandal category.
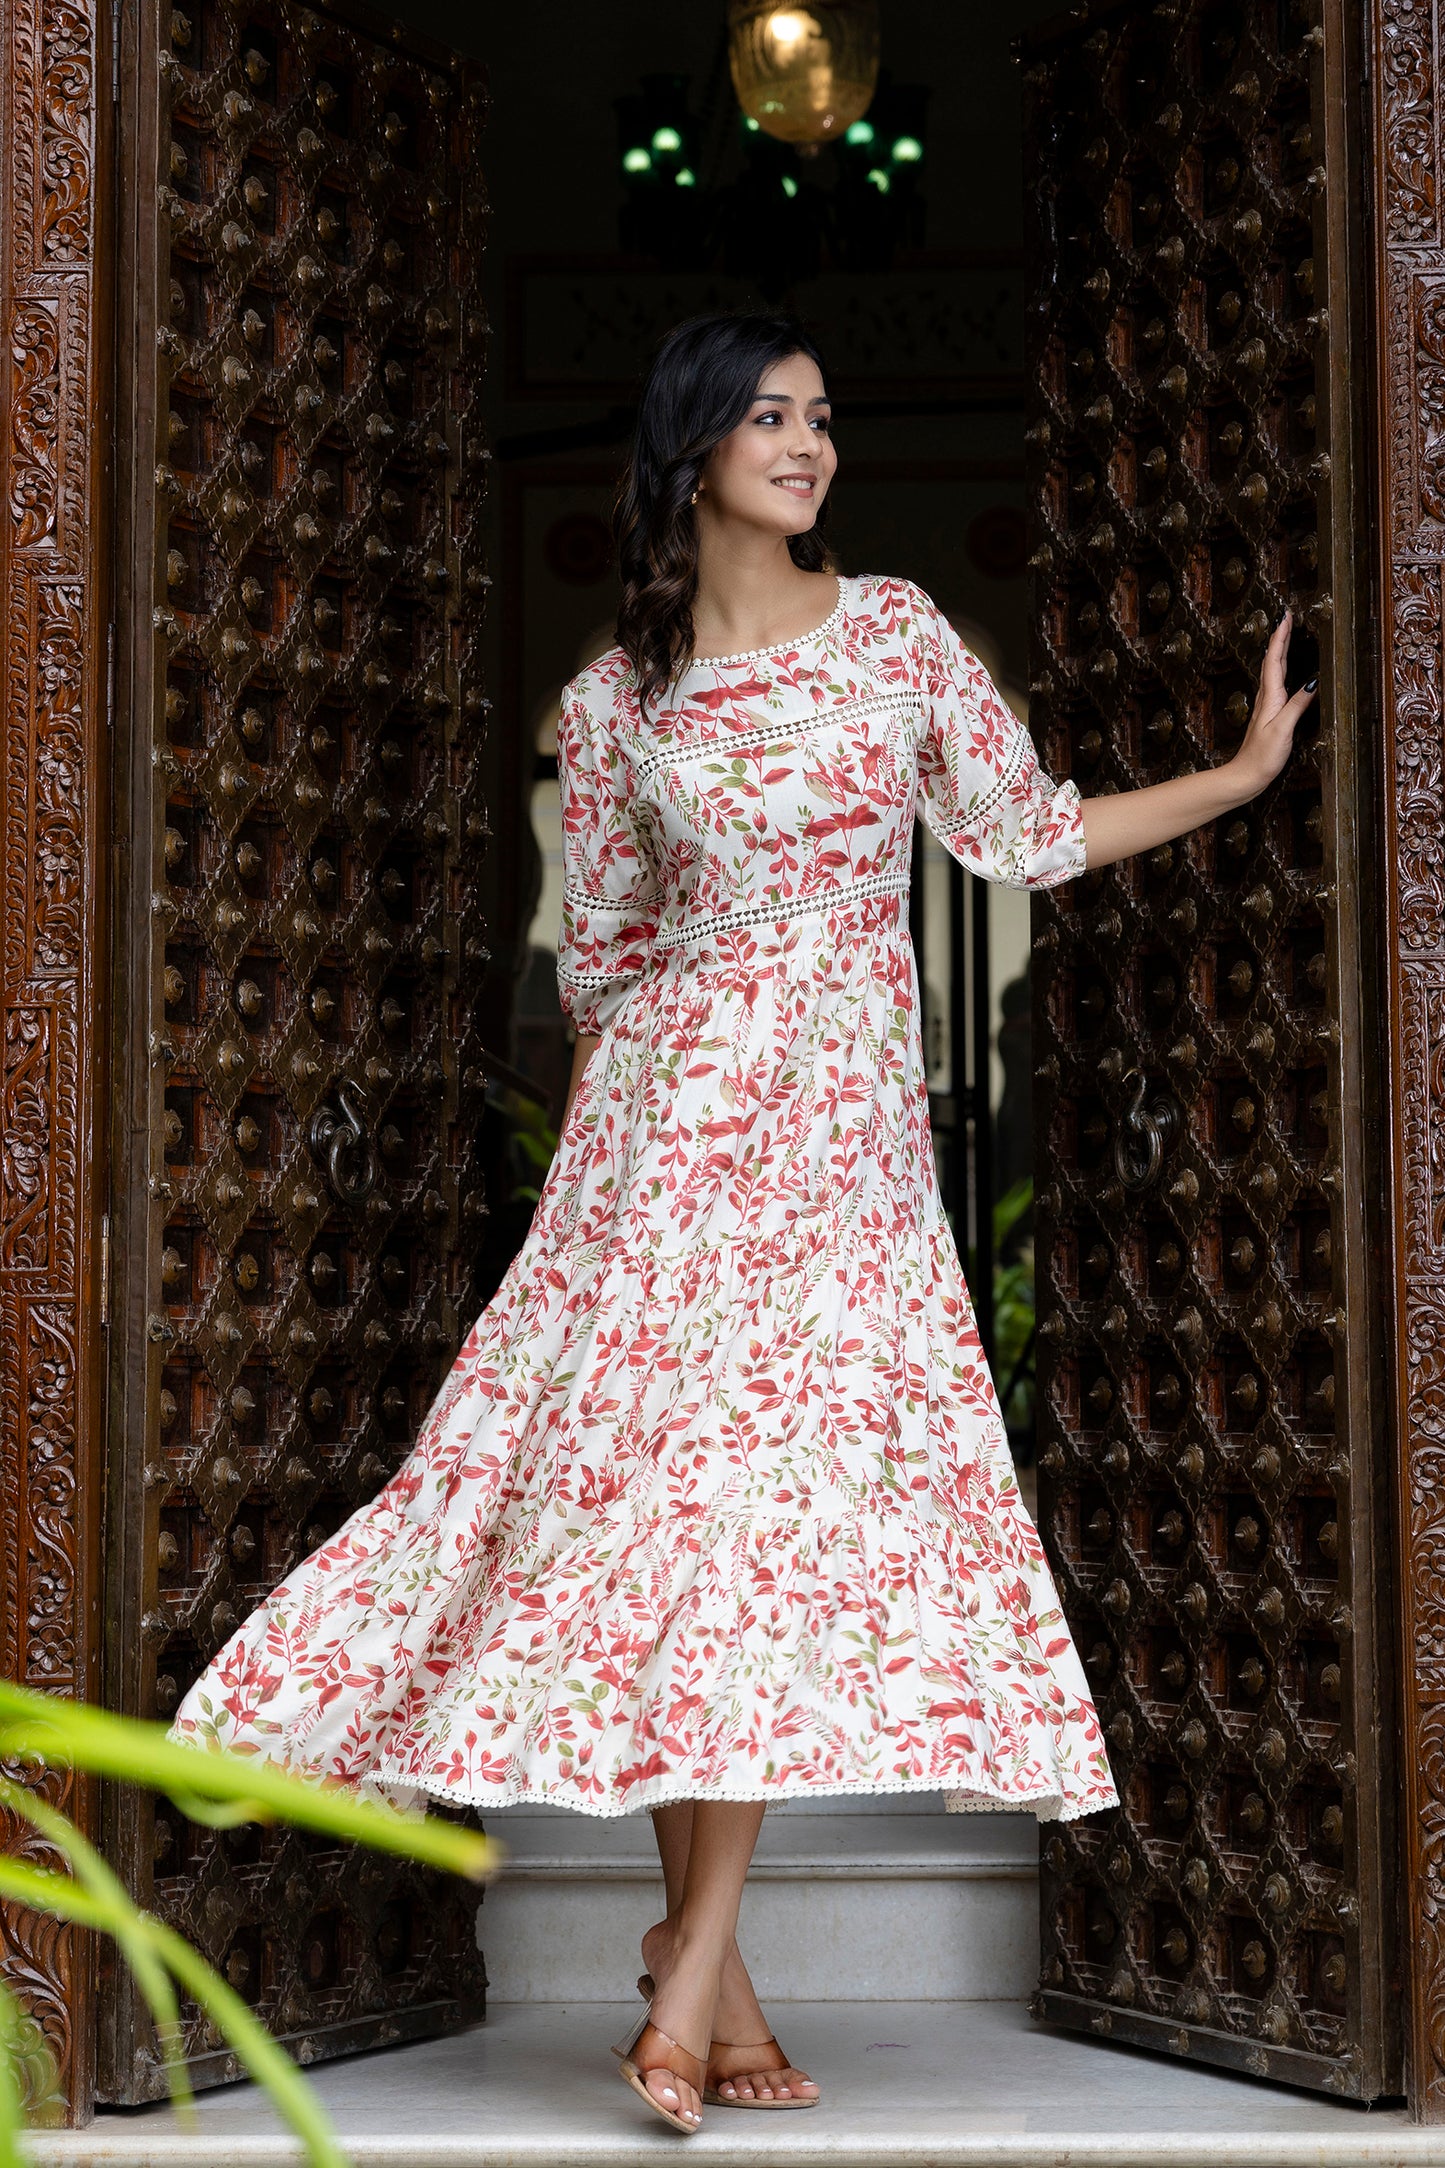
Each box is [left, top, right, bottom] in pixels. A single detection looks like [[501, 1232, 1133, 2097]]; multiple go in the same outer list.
[[612, 2003, 706, 2134], [703, 2032, 821, 2109], [635, 1972, 820, 2109]]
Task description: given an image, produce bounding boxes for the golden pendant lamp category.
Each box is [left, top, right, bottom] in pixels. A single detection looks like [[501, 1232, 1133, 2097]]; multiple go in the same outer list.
[[727, 1, 881, 145]]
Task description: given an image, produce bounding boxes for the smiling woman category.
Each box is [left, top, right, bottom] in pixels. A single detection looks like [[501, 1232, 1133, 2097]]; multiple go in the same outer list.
[[687, 354, 839, 657], [169, 307, 1314, 2141], [612, 314, 839, 713]]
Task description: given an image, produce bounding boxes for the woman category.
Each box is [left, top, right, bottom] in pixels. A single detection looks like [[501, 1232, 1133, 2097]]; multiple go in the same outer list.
[[171, 311, 1314, 2136]]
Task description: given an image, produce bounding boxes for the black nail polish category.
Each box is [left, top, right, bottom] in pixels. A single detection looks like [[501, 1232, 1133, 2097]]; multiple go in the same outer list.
[[1304, 676, 1318, 692]]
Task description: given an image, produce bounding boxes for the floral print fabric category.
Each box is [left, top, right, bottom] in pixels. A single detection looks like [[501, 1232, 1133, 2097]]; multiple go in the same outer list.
[[170, 573, 1119, 1824]]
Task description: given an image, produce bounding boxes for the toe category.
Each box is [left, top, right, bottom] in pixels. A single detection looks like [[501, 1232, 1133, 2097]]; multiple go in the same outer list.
[[646, 2071, 700, 2126]]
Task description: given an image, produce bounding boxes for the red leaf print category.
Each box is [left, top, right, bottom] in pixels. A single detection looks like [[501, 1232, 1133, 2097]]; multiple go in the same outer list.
[[161, 573, 1114, 1833]]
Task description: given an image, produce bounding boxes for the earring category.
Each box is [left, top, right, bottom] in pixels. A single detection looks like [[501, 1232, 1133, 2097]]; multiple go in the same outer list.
[[690, 488, 699, 506]]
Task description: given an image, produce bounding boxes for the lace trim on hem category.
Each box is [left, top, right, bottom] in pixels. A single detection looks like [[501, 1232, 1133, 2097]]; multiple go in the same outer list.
[[363, 1757, 1119, 1824]]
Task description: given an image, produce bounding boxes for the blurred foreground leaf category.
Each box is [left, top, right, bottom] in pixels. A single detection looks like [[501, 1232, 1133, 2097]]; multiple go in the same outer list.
[[0, 1684, 500, 2164]]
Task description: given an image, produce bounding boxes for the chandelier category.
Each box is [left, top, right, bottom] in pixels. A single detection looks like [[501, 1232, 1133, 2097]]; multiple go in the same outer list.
[[726, 1, 880, 146]]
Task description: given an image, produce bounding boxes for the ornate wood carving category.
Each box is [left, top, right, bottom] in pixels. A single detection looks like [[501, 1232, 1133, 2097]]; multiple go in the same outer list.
[[1024, 0, 1396, 2098], [1373, 0, 1445, 2121], [98, 0, 491, 2104], [0, 0, 105, 2122]]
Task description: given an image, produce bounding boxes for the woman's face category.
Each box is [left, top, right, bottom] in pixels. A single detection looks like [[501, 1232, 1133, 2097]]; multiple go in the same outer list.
[[698, 351, 836, 538]]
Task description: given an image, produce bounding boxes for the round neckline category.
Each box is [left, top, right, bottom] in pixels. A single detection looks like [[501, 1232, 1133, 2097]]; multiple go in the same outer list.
[[684, 576, 847, 671]]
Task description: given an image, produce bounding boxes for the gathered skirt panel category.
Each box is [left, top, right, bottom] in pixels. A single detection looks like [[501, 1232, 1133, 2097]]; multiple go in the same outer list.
[[170, 1205, 1117, 1822], [171, 898, 1117, 1823]]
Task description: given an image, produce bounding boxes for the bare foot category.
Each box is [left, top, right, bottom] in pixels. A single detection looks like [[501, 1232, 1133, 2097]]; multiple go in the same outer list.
[[641, 1920, 819, 2104]]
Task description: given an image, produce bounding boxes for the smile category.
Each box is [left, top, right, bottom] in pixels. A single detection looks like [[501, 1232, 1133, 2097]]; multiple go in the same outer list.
[[771, 475, 816, 493]]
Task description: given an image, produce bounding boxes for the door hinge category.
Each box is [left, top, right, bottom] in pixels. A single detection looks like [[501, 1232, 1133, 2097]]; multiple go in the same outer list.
[[100, 1213, 111, 1329]]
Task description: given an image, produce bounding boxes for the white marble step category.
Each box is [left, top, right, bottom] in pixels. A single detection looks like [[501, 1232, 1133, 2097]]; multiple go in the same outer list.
[[477, 1809, 1038, 2001], [57, 2000, 1428, 2164]]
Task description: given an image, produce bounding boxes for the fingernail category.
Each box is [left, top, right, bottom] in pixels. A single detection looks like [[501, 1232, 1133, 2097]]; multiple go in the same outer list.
[[1304, 676, 1318, 691]]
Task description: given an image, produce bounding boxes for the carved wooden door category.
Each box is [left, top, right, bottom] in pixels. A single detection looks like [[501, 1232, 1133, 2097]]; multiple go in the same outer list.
[[1022, 0, 1396, 2097], [99, 0, 491, 2100]]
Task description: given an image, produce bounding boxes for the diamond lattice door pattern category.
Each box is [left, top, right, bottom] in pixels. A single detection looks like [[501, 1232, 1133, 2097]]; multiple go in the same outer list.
[[100, 0, 492, 2100], [1021, 0, 1395, 2098]]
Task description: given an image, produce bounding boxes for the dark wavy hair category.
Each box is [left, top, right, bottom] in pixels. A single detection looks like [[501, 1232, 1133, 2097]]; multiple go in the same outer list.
[[613, 312, 834, 714]]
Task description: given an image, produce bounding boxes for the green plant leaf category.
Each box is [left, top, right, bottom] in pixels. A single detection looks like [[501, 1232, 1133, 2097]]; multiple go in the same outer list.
[[0, 1864, 349, 2168], [0, 1690, 505, 2164], [161, 1787, 275, 1830], [0, 1977, 35, 2165], [0, 1686, 494, 1883], [0, 1778, 195, 2126], [992, 1175, 1033, 1246]]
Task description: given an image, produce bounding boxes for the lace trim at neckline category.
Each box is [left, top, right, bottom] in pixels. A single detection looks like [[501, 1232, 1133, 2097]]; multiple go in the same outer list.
[[682, 578, 848, 671]]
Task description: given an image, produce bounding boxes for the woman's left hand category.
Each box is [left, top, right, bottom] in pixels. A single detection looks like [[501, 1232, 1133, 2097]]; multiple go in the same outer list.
[[1078, 609, 1320, 871], [1231, 609, 1317, 801]]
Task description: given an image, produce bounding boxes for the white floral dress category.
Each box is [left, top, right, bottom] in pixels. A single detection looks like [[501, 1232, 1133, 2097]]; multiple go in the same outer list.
[[170, 573, 1119, 1823]]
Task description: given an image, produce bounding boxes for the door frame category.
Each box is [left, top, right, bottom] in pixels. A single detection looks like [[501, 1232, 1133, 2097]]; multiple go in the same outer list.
[[0, 0, 111, 2120], [1372, 0, 1445, 2122]]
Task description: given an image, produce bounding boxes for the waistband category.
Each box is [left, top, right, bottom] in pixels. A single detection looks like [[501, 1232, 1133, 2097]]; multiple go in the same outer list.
[[648, 876, 911, 976]]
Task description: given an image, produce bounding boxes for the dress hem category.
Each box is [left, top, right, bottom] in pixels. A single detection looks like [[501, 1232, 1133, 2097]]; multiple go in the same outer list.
[[363, 1756, 1119, 1825]]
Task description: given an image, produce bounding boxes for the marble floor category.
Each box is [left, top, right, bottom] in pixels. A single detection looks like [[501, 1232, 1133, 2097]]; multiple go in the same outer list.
[[38, 1998, 1443, 2167]]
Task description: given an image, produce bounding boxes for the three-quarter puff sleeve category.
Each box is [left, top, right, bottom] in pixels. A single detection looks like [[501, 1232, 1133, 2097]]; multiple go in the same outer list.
[[910, 584, 1087, 889], [555, 682, 663, 1036]]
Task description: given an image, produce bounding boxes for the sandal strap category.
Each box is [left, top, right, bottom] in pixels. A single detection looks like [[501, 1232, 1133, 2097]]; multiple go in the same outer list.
[[631, 2019, 707, 2094], [708, 2034, 791, 2072]]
